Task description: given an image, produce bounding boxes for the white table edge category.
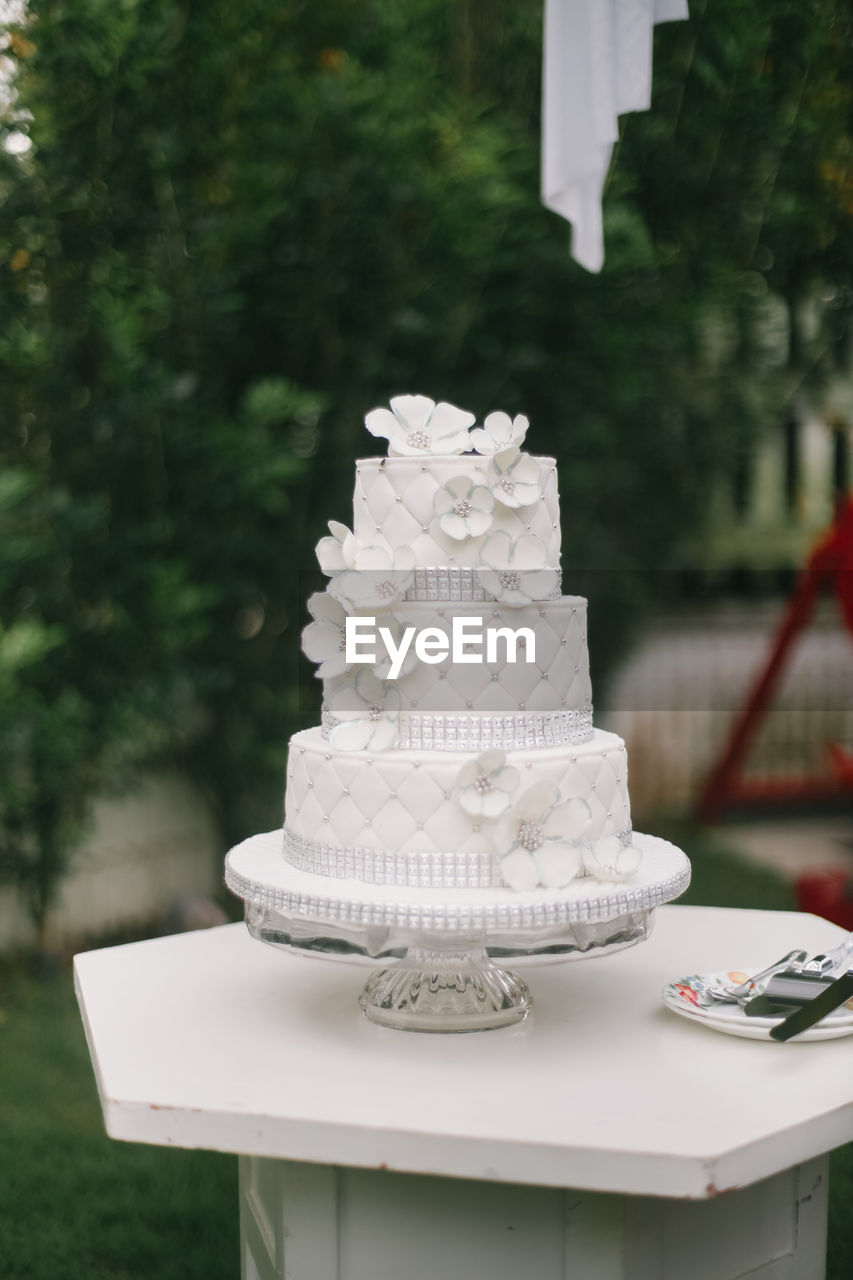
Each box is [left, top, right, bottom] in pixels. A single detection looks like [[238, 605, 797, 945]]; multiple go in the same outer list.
[[72, 913, 853, 1203], [73, 969, 853, 1200]]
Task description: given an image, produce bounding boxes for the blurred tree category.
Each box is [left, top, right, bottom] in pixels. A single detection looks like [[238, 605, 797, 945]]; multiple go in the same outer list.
[[1, 0, 853, 936]]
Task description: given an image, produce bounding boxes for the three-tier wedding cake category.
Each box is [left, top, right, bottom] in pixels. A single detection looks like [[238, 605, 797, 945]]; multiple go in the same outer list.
[[226, 395, 690, 1030]]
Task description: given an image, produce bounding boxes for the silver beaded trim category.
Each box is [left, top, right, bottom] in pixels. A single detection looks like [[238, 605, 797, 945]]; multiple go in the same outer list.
[[283, 826, 502, 888], [398, 708, 593, 750], [281, 824, 634, 890], [226, 834, 688, 930], [321, 706, 594, 750], [403, 566, 562, 602]]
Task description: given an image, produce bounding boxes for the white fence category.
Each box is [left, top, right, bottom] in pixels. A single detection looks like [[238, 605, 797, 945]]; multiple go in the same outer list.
[[601, 599, 853, 820], [0, 774, 221, 953]]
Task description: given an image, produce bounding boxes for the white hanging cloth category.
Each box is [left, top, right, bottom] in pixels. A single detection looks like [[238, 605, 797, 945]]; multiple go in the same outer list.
[[542, 0, 689, 272]]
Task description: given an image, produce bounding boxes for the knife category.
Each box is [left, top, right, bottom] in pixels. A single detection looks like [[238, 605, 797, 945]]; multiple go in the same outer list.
[[743, 995, 799, 1018], [769, 967, 853, 1041], [744, 972, 831, 1017]]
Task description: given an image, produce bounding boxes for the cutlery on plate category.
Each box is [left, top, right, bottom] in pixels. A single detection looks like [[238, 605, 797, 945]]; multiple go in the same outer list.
[[704, 950, 807, 1004], [706, 933, 853, 1006], [769, 967, 853, 1042], [743, 971, 838, 1017]]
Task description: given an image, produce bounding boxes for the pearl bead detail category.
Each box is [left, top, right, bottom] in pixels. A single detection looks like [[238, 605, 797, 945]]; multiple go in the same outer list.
[[517, 821, 544, 852]]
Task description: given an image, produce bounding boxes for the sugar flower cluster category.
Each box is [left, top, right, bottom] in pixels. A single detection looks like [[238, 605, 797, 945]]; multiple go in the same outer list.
[[454, 749, 643, 890], [364, 395, 528, 459]]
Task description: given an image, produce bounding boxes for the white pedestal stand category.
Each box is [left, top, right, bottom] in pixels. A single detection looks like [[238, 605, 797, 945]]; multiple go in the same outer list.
[[239, 1154, 828, 1280]]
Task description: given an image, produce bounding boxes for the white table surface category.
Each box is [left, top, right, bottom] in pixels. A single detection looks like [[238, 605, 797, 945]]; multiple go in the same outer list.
[[74, 906, 853, 1200]]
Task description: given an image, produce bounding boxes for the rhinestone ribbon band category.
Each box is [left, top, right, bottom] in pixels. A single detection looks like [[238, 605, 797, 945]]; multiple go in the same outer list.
[[229, 837, 689, 930], [284, 825, 503, 888], [321, 706, 594, 750], [403, 566, 562, 602], [282, 824, 634, 890]]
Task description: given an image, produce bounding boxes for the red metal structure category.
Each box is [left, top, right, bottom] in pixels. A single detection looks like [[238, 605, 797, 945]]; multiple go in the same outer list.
[[696, 498, 853, 822]]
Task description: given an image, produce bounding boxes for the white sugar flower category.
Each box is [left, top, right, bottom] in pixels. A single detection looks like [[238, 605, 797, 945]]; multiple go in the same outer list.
[[301, 592, 350, 679], [485, 448, 541, 509], [364, 394, 475, 457], [327, 670, 401, 751], [455, 750, 519, 819], [434, 475, 495, 541], [476, 530, 559, 605], [494, 781, 591, 890], [328, 540, 416, 612], [583, 834, 643, 883], [315, 520, 358, 576], [469, 411, 529, 456]]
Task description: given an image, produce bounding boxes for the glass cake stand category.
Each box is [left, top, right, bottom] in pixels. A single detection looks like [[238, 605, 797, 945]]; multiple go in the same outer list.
[[225, 830, 690, 1033], [222, 829, 686, 1029]]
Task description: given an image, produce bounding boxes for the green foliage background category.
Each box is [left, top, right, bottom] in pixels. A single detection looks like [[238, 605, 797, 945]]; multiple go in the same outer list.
[[2, 0, 853, 931]]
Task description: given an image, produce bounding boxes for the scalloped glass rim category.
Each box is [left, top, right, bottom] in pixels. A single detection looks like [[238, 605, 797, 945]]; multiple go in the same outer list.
[[242, 899, 658, 966]]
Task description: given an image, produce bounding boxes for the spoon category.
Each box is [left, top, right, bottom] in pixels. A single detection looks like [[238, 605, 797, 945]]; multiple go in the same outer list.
[[704, 949, 808, 1004]]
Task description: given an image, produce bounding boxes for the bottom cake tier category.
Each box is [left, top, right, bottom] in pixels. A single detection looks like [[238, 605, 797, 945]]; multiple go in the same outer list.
[[284, 726, 633, 892]]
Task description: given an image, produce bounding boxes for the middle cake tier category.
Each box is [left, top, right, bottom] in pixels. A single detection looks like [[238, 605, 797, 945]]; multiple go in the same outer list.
[[321, 596, 592, 743], [285, 726, 631, 870]]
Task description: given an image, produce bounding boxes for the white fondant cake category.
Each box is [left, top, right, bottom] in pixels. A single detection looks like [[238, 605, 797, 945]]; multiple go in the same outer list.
[[294, 396, 645, 896]]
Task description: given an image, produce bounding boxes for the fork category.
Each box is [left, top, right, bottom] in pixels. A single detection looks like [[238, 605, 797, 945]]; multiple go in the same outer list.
[[819, 930, 853, 970]]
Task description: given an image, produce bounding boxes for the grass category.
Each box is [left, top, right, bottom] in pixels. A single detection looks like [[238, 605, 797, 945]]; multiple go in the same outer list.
[[0, 823, 850, 1278], [0, 966, 237, 1280]]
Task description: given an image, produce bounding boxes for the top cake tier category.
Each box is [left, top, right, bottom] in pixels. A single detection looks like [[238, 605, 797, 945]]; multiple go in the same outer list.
[[353, 454, 561, 569]]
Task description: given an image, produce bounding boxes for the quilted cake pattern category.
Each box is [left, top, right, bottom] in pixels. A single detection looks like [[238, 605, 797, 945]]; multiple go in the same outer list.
[[353, 455, 560, 568], [321, 598, 592, 716], [285, 726, 631, 857]]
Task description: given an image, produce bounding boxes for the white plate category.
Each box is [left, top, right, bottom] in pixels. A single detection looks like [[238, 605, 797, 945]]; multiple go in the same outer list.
[[662, 968, 853, 1042]]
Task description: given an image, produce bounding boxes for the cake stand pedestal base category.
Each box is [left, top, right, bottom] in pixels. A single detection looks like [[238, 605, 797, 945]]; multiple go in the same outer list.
[[358, 947, 531, 1032]]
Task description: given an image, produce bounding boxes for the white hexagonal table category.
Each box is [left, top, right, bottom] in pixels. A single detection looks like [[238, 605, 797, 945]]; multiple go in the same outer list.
[[74, 905, 853, 1280]]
